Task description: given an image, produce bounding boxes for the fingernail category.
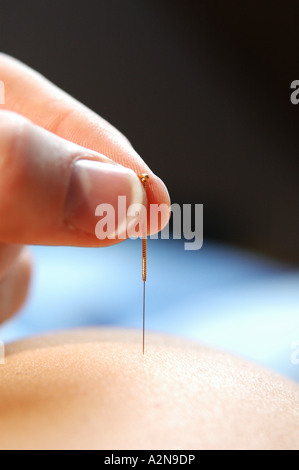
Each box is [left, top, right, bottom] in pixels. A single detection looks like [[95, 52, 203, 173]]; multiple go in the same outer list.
[[64, 159, 145, 238]]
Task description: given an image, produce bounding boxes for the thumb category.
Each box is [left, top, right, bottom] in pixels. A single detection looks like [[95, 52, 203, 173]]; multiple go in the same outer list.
[[0, 111, 146, 246]]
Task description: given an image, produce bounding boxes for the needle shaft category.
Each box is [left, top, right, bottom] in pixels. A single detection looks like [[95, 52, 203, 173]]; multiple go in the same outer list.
[[143, 280, 146, 354], [139, 174, 149, 355], [142, 193, 147, 355]]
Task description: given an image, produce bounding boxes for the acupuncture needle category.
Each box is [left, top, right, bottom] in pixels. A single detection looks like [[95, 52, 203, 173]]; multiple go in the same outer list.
[[139, 173, 149, 355]]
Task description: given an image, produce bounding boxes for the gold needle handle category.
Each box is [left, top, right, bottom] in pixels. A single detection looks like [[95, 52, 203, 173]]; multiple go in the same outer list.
[[140, 174, 149, 282], [142, 237, 147, 282]]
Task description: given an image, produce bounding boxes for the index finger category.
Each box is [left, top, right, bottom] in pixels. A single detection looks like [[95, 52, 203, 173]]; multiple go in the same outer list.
[[0, 53, 170, 225]]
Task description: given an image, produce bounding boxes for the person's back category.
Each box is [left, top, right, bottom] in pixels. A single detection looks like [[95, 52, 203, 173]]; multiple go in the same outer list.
[[0, 328, 298, 450]]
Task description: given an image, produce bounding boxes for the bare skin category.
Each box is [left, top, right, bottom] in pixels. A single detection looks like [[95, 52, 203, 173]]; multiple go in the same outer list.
[[0, 328, 298, 450]]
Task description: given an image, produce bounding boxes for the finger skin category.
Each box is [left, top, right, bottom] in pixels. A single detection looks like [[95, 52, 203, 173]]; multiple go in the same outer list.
[[0, 53, 170, 229], [0, 110, 147, 246], [0, 248, 32, 324], [0, 244, 23, 281]]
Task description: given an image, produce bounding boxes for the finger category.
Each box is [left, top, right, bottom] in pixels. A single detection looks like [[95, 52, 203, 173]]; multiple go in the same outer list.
[[0, 53, 170, 231], [0, 248, 32, 324], [0, 244, 23, 280], [0, 110, 148, 246]]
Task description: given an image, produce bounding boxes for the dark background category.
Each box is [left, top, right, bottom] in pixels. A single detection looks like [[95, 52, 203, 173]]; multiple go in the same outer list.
[[1, 0, 298, 262]]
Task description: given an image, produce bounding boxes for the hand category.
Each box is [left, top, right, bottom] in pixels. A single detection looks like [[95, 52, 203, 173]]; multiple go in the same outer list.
[[0, 53, 170, 324]]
